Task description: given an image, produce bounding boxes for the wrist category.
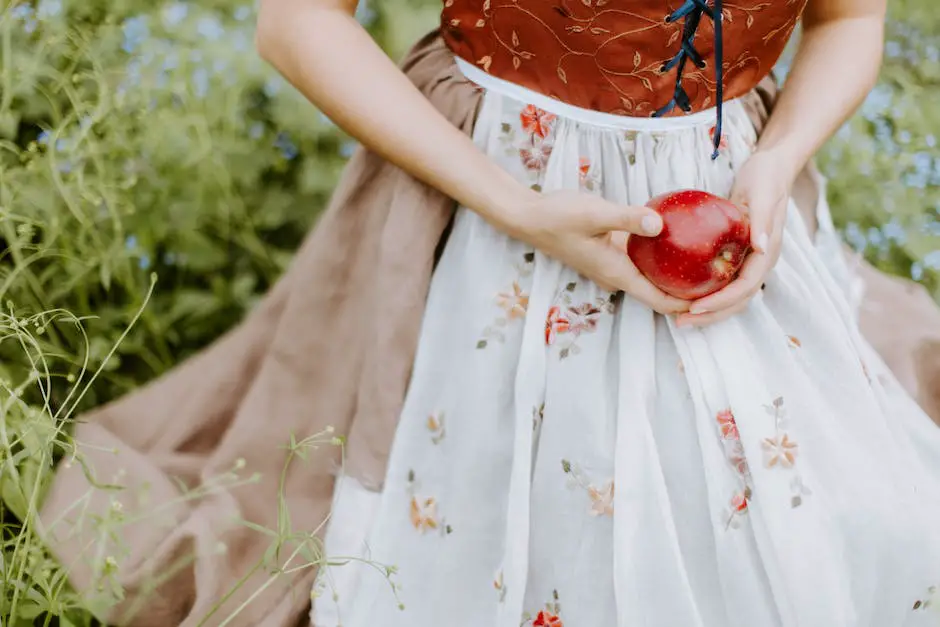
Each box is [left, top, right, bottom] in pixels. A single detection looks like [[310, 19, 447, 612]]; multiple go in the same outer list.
[[472, 177, 541, 240], [751, 143, 803, 187]]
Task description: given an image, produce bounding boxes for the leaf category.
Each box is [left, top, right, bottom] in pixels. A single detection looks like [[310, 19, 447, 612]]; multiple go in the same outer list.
[[633, 50, 642, 69], [99, 261, 112, 290], [512, 56, 521, 70], [512, 30, 520, 48], [557, 66, 568, 84], [0, 474, 29, 523], [12, 602, 45, 620], [476, 340, 487, 349], [166, 289, 220, 323]]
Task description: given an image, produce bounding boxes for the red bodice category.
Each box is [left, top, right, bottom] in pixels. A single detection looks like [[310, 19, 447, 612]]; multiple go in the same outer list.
[[441, 0, 806, 117]]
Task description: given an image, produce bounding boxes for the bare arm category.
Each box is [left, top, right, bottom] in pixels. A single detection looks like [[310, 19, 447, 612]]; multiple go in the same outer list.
[[756, 0, 888, 182], [256, 0, 530, 235], [256, 0, 687, 313]]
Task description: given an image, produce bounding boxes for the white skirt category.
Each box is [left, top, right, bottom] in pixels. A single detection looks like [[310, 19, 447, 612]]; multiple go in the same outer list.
[[311, 59, 940, 627]]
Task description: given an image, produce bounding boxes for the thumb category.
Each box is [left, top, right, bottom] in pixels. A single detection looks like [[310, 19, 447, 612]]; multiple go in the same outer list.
[[747, 206, 771, 254], [731, 190, 768, 254], [587, 199, 663, 237]]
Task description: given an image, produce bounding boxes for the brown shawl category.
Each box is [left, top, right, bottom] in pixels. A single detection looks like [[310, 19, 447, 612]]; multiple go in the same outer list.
[[37, 29, 940, 627]]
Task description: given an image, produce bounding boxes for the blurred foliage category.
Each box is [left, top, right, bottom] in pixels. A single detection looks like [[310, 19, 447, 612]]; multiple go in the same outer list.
[[815, 0, 940, 294], [0, 0, 937, 623]]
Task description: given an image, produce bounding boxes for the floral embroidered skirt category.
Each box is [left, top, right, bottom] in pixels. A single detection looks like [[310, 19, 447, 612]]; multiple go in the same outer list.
[[311, 63, 940, 626]]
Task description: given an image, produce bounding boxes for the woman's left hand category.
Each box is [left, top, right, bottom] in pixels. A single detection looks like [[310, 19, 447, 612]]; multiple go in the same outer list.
[[675, 149, 796, 327]]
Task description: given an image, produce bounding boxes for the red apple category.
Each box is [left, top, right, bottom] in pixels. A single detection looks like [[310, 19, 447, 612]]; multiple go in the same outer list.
[[626, 189, 751, 300]]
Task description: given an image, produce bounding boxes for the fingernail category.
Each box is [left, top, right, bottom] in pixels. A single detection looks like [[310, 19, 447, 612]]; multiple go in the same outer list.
[[641, 215, 661, 235], [756, 233, 769, 252]]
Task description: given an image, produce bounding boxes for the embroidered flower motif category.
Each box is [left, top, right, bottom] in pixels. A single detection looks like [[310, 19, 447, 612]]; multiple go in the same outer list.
[[533, 611, 563, 626], [588, 480, 615, 517], [496, 281, 529, 319], [493, 569, 507, 603], [545, 306, 570, 345], [479, 252, 535, 349], [410, 496, 439, 532], [708, 125, 729, 151], [715, 408, 753, 529], [524, 590, 563, 626], [578, 156, 601, 191], [717, 409, 740, 440], [728, 439, 750, 476], [406, 469, 452, 536], [520, 105, 556, 139], [545, 283, 618, 359], [730, 489, 750, 514], [520, 143, 553, 172], [426, 411, 446, 444], [761, 396, 811, 507], [562, 459, 614, 518], [787, 335, 802, 348], [761, 433, 798, 468], [565, 302, 602, 336]]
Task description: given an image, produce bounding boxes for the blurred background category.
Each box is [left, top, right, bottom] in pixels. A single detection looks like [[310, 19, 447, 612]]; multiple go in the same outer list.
[[0, 0, 937, 624]]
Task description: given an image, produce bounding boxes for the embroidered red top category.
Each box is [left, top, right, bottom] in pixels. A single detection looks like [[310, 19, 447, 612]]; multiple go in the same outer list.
[[440, 0, 806, 118]]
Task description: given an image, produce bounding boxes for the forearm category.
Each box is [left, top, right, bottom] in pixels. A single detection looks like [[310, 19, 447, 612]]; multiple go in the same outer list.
[[255, 0, 534, 236], [756, 3, 886, 182]]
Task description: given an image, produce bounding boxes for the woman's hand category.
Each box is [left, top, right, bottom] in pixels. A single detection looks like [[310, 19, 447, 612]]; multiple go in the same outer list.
[[675, 0, 887, 328], [676, 149, 793, 327], [512, 190, 691, 315]]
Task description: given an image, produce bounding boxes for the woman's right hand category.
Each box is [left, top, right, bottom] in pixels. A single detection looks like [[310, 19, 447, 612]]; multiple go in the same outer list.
[[507, 189, 691, 315]]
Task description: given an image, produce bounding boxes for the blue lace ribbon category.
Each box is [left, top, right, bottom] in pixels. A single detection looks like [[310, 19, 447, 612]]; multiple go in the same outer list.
[[652, 0, 725, 160]]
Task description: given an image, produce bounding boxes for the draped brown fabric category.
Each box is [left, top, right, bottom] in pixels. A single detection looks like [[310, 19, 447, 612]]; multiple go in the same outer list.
[[441, 0, 807, 117], [37, 28, 940, 627]]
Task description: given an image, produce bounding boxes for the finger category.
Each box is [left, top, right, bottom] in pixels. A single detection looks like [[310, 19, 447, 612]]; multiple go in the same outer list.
[[586, 199, 663, 238], [746, 197, 787, 254], [675, 295, 750, 328], [618, 261, 691, 315], [688, 251, 769, 314], [588, 244, 690, 314]]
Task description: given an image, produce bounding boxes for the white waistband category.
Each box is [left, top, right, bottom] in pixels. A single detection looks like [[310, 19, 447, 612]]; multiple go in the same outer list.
[[455, 56, 732, 132]]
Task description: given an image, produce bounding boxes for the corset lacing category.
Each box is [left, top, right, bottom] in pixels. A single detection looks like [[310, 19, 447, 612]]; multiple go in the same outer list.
[[652, 0, 725, 159]]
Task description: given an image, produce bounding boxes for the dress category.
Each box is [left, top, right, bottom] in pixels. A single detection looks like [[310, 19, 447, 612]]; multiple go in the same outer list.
[[311, 2, 940, 625]]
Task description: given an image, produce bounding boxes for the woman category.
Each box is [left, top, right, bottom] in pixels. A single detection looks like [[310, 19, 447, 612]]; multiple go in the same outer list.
[[254, 0, 940, 624]]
